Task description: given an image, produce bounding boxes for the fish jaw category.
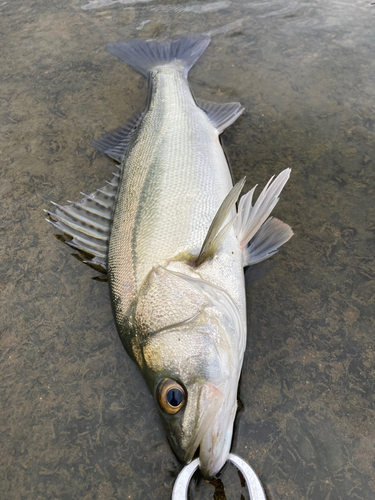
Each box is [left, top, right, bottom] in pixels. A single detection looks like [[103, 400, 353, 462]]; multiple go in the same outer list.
[[198, 387, 238, 478], [180, 360, 239, 478], [182, 382, 224, 464]]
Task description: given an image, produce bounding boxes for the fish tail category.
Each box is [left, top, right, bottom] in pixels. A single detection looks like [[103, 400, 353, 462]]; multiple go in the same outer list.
[[106, 34, 211, 77]]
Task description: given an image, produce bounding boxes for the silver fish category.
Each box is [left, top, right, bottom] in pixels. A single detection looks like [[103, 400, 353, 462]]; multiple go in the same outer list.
[[46, 35, 293, 478]]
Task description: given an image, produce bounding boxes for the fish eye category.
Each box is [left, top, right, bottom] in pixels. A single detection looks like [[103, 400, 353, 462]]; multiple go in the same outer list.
[[158, 379, 186, 415]]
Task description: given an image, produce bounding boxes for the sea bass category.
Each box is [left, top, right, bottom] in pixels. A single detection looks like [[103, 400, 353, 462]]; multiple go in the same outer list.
[[46, 35, 293, 478]]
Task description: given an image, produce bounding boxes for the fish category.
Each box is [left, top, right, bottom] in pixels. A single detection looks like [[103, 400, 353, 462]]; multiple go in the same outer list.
[[45, 34, 293, 479]]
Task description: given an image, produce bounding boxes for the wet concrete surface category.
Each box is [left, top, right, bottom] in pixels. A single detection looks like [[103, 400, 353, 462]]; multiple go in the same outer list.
[[1, 0, 375, 499]]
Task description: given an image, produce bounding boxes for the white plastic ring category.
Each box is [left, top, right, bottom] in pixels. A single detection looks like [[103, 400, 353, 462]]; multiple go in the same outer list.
[[171, 453, 266, 500]]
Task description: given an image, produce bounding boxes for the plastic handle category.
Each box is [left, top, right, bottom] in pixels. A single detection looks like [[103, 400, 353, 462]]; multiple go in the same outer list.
[[171, 453, 266, 500]]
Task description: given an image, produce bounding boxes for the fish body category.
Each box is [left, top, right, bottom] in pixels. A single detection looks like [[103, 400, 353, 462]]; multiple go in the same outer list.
[[46, 35, 293, 479], [110, 65, 246, 477], [110, 66, 244, 322]]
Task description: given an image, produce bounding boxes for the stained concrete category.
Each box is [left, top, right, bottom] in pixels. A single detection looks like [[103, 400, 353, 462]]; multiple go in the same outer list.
[[1, 0, 375, 499]]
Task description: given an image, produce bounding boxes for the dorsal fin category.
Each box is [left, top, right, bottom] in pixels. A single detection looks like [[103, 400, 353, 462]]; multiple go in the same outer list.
[[92, 109, 145, 162], [197, 98, 244, 133], [45, 170, 121, 272]]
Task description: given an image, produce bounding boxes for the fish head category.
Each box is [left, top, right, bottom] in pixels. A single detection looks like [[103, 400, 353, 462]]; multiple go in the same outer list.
[[134, 267, 243, 478]]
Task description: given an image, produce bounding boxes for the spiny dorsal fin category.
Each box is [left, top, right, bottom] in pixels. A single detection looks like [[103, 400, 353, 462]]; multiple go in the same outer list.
[[45, 170, 121, 271], [92, 109, 145, 162], [196, 177, 246, 266], [197, 98, 244, 134]]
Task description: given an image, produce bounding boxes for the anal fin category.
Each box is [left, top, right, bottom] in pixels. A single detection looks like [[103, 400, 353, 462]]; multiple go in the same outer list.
[[197, 98, 244, 134]]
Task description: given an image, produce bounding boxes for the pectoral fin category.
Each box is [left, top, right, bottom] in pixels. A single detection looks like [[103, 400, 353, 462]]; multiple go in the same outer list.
[[234, 169, 293, 267], [196, 178, 246, 266], [243, 217, 293, 265]]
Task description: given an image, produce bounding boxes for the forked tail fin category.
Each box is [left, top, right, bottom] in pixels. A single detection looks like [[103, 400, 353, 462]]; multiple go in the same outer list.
[[106, 34, 211, 77]]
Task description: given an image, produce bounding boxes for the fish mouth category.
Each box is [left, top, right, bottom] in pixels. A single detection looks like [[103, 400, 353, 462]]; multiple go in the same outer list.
[[183, 383, 237, 479]]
